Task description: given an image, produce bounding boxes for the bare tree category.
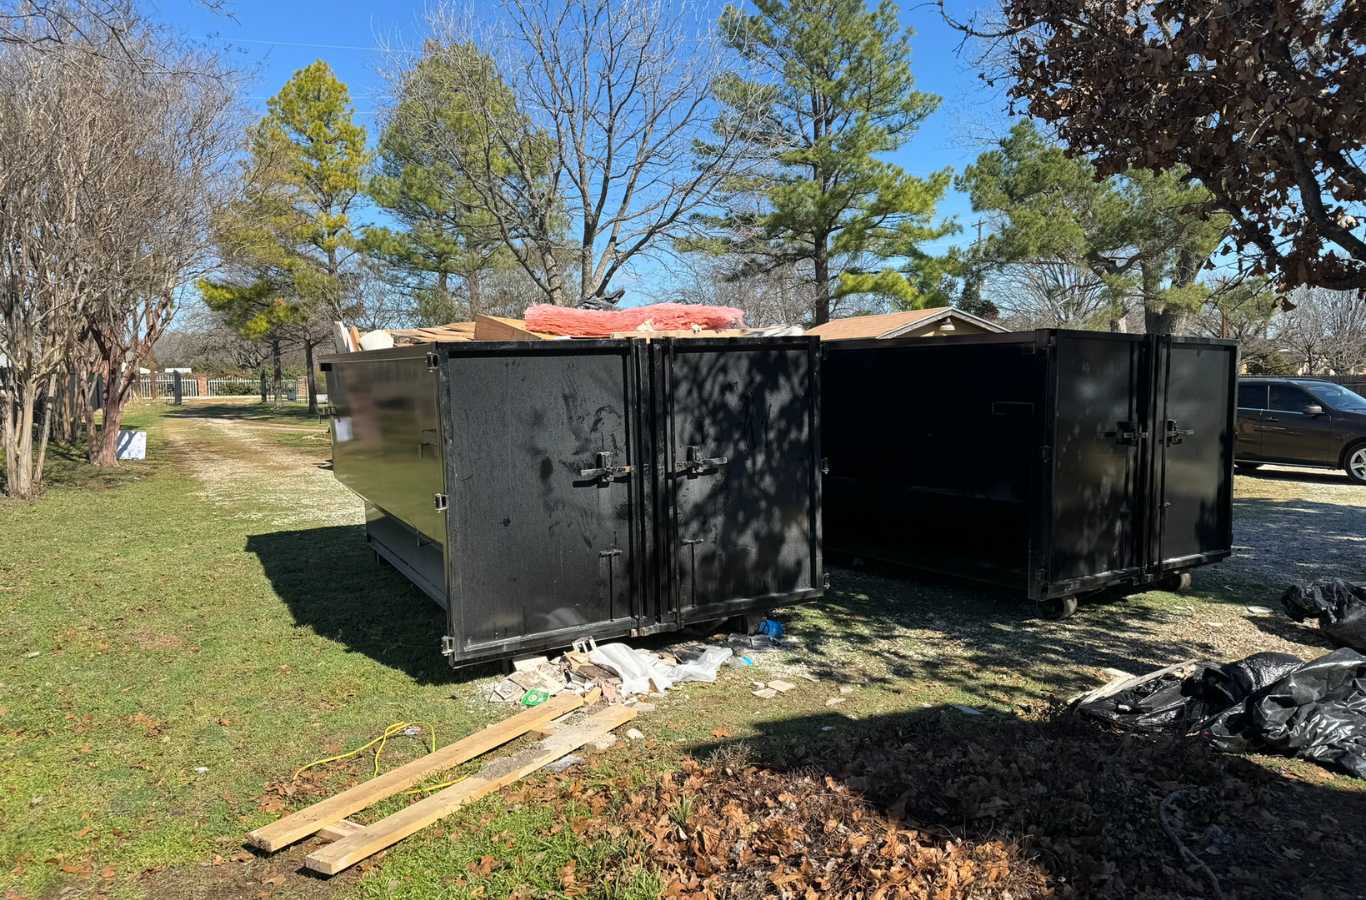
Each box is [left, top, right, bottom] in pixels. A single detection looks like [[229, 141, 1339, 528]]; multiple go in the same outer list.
[[393, 0, 759, 307], [1276, 287, 1366, 376], [982, 259, 1123, 330], [0, 12, 239, 493]]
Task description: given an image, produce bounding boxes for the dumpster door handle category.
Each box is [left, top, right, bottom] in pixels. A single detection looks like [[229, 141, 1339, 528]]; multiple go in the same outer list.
[[579, 450, 634, 484], [1164, 419, 1194, 446], [1105, 421, 1146, 447], [680, 445, 728, 475]]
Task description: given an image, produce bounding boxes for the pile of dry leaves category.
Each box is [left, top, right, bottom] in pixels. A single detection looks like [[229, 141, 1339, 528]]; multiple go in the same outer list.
[[525, 756, 1049, 898]]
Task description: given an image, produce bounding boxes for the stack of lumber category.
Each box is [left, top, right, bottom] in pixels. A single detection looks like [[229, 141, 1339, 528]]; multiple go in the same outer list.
[[246, 691, 635, 875]]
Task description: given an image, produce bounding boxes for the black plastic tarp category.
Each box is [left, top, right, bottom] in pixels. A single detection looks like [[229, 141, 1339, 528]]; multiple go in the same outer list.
[[1078, 649, 1366, 778], [1281, 579, 1366, 652]]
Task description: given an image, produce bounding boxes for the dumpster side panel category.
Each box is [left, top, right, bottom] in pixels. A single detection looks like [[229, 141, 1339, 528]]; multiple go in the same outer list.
[[322, 350, 448, 609], [442, 345, 642, 661], [821, 339, 1044, 589], [1046, 333, 1147, 589], [1153, 339, 1237, 569], [660, 339, 822, 621]]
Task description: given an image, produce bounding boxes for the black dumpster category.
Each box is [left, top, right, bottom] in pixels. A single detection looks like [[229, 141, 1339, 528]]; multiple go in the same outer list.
[[321, 337, 823, 666], [821, 330, 1237, 608]]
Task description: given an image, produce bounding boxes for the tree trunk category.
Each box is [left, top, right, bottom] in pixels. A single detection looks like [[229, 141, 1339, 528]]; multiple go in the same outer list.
[[466, 271, 482, 319], [3, 378, 40, 499], [304, 339, 318, 415], [89, 365, 129, 467], [271, 337, 283, 404], [812, 239, 831, 325]]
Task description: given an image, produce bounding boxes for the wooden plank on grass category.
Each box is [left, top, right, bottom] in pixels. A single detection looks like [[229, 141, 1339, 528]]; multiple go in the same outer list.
[[317, 819, 365, 841], [305, 705, 637, 875], [247, 693, 586, 852]]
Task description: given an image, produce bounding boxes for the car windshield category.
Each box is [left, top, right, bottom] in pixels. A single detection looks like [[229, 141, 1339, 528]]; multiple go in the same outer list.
[[1306, 383, 1366, 412]]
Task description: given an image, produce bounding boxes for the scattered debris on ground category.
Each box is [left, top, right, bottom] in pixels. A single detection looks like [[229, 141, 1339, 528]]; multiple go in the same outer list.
[[480, 624, 790, 707], [1078, 649, 1366, 778]]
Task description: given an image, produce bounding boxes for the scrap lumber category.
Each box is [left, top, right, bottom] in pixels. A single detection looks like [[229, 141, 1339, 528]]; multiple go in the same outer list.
[[305, 704, 637, 875], [246, 693, 586, 852], [473, 314, 547, 342]]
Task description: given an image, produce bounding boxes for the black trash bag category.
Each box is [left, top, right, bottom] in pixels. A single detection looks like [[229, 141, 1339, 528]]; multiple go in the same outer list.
[[1281, 579, 1366, 651], [1204, 648, 1366, 778], [1195, 651, 1305, 709], [1078, 662, 1219, 733]]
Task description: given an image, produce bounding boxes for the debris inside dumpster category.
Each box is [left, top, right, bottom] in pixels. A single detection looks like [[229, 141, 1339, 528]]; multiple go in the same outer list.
[[1281, 578, 1366, 651], [1078, 649, 1366, 778]]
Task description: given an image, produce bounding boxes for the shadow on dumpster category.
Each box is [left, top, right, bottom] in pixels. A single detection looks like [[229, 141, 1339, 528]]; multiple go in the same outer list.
[[682, 703, 1366, 899], [243, 524, 503, 686]]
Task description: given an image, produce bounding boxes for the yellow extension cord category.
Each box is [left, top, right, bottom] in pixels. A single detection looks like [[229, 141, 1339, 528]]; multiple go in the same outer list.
[[292, 721, 470, 797]]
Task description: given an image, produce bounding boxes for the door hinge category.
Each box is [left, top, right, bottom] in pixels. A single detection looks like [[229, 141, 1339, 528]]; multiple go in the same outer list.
[[433, 492, 448, 511], [425, 351, 439, 370], [439, 635, 455, 656], [820, 457, 830, 475]]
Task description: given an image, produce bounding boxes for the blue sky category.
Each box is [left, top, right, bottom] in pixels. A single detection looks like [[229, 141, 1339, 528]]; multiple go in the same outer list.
[[158, 0, 1011, 300]]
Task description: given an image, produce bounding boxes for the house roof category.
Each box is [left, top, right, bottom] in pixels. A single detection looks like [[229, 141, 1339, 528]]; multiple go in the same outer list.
[[804, 307, 1008, 340]]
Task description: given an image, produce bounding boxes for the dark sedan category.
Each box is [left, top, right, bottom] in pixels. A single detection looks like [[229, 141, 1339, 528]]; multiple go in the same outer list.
[[1236, 377, 1366, 484]]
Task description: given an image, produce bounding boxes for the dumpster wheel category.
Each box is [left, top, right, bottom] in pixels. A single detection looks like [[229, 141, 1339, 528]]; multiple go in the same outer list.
[[1043, 595, 1079, 620], [1160, 571, 1193, 593]]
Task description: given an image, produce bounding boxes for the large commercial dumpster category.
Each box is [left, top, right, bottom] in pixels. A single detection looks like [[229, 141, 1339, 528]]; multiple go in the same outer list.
[[321, 336, 823, 666], [821, 329, 1237, 612]]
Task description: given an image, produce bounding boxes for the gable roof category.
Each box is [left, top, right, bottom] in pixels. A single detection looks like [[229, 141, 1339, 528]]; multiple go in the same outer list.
[[804, 307, 1008, 340]]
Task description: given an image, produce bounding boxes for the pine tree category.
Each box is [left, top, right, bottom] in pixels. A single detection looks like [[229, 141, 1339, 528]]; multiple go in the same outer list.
[[201, 60, 368, 411], [958, 121, 1227, 334], [686, 0, 955, 324], [366, 43, 513, 325]]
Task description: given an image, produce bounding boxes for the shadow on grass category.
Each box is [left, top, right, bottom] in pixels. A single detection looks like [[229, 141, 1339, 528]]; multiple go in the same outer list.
[[1, 440, 157, 495], [795, 564, 1202, 702], [686, 704, 1366, 899], [244, 524, 505, 686], [166, 401, 321, 423]]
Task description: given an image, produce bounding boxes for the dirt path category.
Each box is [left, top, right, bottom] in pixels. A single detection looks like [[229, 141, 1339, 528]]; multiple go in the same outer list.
[[162, 415, 361, 529]]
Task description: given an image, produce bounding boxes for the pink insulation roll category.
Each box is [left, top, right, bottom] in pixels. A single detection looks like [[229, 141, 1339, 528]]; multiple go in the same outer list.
[[524, 302, 745, 337]]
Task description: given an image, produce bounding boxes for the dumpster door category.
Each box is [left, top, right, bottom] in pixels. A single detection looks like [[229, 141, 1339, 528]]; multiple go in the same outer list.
[[1045, 333, 1149, 594], [441, 344, 643, 662], [659, 339, 821, 624], [1148, 338, 1236, 572]]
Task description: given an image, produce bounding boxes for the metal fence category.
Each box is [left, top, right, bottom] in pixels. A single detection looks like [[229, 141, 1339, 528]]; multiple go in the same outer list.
[[132, 375, 202, 400]]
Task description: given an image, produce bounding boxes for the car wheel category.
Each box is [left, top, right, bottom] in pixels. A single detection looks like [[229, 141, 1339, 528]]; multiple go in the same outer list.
[[1346, 443, 1366, 485]]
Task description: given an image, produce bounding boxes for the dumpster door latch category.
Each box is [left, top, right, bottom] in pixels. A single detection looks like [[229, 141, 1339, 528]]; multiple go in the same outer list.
[[681, 445, 728, 476], [439, 635, 455, 656], [1164, 419, 1194, 446], [579, 450, 633, 485], [1106, 421, 1147, 447], [433, 492, 448, 511]]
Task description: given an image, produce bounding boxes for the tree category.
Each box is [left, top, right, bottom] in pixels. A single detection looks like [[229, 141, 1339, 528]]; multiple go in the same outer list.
[[205, 60, 367, 413], [979, 260, 1111, 329], [398, 0, 758, 307], [0, 10, 235, 493], [958, 121, 1227, 333], [976, 0, 1366, 293], [367, 42, 514, 324], [683, 0, 954, 324], [1192, 276, 1287, 372], [1276, 287, 1366, 376]]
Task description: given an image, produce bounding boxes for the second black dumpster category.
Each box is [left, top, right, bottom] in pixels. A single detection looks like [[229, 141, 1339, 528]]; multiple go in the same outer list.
[[821, 329, 1237, 614]]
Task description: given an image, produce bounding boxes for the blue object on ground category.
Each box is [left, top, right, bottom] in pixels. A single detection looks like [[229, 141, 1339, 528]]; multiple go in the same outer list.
[[756, 618, 785, 638]]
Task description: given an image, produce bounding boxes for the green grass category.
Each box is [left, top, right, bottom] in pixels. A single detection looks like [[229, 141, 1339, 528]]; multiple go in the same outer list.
[[3, 401, 1363, 898]]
